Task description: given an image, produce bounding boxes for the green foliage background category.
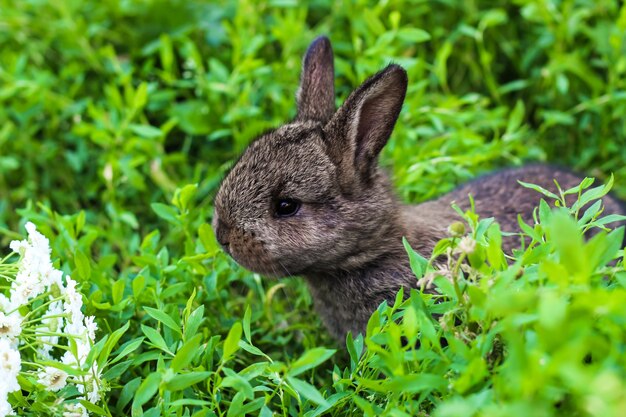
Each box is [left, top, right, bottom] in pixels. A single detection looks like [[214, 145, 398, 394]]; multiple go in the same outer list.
[[1, 0, 626, 416]]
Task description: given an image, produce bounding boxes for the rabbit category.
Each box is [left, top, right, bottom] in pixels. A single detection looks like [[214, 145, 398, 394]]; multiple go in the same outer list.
[[212, 36, 626, 340]]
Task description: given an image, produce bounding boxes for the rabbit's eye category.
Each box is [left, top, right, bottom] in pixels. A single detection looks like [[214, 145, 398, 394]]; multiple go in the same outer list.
[[275, 198, 301, 217]]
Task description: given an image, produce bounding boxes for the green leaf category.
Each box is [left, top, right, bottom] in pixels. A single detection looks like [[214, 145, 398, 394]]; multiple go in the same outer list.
[[538, 289, 567, 329], [170, 100, 212, 135], [287, 348, 336, 377], [518, 180, 559, 200], [141, 324, 173, 354], [132, 275, 146, 300], [103, 360, 133, 380], [563, 177, 595, 194], [591, 214, 626, 227], [132, 82, 148, 111], [98, 321, 130, 367], [151, 203, 180, 225], [159, 33, 174, 75], [118, 377, 141, 410], [586, 226, 625, 269], [221, 322, 242, 364], [573, 174, 614, 211], [220, 367, 254, 400], [402, 237, 428, 278], [396, 28, 431, 43], [226, 392, 245, 417], [479, 8, 507, 28], [172, 183, 198, 211], [243, 305, 252, 342], [111, 278, 125, 305], [353, 395, 384, 416], [144, 306, 182, 335], [74, 249, 91, 280], [346, 332, 364, 369], [171, 334, 203, 372], [129, 124, 163, 139], [199, 223, 219, 256], [475, 217, 495, 241], [110, 337, 145, 365], [366, 309, 382, 339], [164, 371, 212, 391], [238, 397, 265, 415], [506, 100, 525, 133], [402, 305, 419, 342], [486, 223, 506, 270], [418, 310, 438, 345], [286, 376, 329, 407], [238, 340, 271, 361], [546, 211, 588, 281], [75, 210, 86, 234], [133, 372, 162, 409], [184, 305, 205, 341], [79, 400, 108, 415], [259, 406, 273, 417], [517, 214, 543, 242], [384, 373, 447, 393]]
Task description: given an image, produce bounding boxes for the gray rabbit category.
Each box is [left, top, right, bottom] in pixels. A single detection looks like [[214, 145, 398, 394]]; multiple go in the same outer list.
[[213, 37, 625, 340]]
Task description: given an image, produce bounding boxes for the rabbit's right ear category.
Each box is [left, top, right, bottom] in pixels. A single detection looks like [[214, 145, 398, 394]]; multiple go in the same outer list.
[[296, 36, 335, 122]]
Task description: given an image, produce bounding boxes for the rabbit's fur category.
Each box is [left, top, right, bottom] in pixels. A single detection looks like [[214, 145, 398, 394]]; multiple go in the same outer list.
[[213, 36, 625, 340]]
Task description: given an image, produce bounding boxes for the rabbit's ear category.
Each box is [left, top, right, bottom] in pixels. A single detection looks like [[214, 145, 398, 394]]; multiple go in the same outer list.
[[296, 36, 335, 122], [325, 64, 407, 189]]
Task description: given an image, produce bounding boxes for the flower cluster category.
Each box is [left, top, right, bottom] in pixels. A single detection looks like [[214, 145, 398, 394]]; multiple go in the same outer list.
[[0, 222, 103, 417]]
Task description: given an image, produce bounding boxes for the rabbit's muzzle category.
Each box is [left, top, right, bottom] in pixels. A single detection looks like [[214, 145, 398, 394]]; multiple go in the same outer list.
[[213, 213, 287, 276]]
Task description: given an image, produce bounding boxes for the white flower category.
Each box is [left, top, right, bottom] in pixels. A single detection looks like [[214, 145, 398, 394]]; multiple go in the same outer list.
[[7, 222, 57, 308], [24, 222, 51, 260], [60, 351, 76, 367], [76, 341, 91, 365], [0, 339, 21, 394], [1, 222, 105, 414], [63, 403, 88, 417], [37, 366, 68, 392], [63, 320, 87, 340], [41, 268, 63, 290], [84, 364, 102, 404], [36, 346, 54, 362], [43, 300, 64, 332], [0, 390, 15, 416], [455, 236, 477, 255], [63, 277, 84, 326], [84, 316, 97, 342], [0, 312, 22, 340], [65, 277, 77, 298], [36, 301, 64, 361], [60, 339, 91, 368], [9, 274, 44, 307], [102, 163, 113, 182], [0, 295, 15, 314], [18, 226, 53, 278], [8, 239, 27, 255], [86, 380, 101, 403]]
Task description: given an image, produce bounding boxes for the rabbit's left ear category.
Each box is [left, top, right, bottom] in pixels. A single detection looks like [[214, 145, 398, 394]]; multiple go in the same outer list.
[[296, 36, 335, 122], [325, 64, 408, 188]]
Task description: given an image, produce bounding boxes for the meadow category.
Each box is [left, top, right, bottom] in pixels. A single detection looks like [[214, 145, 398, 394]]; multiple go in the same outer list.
[[1, 0, 626, 416]]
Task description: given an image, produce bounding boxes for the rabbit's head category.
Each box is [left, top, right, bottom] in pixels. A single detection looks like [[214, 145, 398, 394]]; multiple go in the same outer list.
[[213, 36, 408, 277]]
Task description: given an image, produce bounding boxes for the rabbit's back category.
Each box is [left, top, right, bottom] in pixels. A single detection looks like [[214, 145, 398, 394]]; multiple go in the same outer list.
[[439, 164, 626, 251]]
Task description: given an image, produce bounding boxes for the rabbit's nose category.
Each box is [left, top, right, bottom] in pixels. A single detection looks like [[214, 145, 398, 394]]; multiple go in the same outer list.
[[215, 219, 231, 247]]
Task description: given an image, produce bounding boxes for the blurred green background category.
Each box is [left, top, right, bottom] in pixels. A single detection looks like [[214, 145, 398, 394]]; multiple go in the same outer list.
[[2, 0, 626, 234], [1, 0, 626, 416]]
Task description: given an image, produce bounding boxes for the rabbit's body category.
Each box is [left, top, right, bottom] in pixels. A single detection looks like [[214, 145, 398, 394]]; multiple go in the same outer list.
[[213, 37, 625, 340], [306, 165, 626, 339]]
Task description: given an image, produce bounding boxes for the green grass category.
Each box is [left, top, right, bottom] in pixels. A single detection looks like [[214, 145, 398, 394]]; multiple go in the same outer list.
[[1, 0, 626, 416]]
